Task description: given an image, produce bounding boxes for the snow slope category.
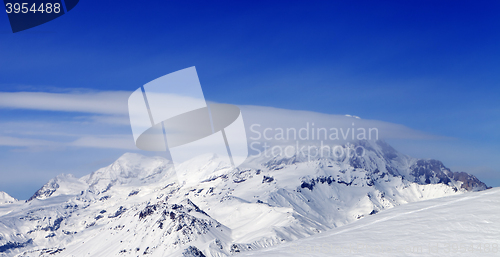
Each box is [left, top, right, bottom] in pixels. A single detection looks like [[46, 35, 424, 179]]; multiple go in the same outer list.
[[241, 187, 500, 257], [0, 140, 491, 257], [0, 193, 17, 205]]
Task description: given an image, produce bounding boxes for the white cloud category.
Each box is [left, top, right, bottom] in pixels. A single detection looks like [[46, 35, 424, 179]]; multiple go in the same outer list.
[[0, 136, 58, 147], [71, 135, 136, 150], [84, 115, 131, 125], [0, 135, 136, 150], [0, 91, 130, 115], [0, 91, 440, 141], [0, 90, 446, 152], [239, 105, 445, 143]]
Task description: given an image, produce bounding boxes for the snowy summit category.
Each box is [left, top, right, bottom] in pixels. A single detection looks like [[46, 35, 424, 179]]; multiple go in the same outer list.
[[0, 140, 492, 257]]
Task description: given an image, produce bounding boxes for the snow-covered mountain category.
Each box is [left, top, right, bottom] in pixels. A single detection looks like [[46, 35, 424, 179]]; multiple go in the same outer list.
[[0, 140, 490, 257], [27, 174, 87, 202], [240, 187, 500, 257], [0, 192, 17, 205]]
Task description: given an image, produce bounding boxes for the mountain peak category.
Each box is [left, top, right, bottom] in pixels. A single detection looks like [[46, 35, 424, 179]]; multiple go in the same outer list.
[[174, 153, 234, 187], [0, 191, 17, 204], [84, 153, 171, 182], [2, 141, 491, 257], [81, 153, 174, 195], [27, 173, 87, 201]]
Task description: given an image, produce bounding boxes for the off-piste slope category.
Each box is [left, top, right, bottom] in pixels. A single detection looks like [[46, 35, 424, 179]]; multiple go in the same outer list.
[[241, 187, 500, 257]]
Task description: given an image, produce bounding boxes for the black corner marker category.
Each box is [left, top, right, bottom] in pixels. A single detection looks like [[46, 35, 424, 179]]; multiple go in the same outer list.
[[3, 0, 79, 33], [64, 0, 78, 12]]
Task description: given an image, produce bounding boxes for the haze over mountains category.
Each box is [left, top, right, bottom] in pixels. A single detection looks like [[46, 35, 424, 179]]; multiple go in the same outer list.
[[0, 140, 491, 257]]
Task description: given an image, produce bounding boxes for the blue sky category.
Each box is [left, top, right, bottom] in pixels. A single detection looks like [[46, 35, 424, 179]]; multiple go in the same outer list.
[[1, 0, 500, 199]]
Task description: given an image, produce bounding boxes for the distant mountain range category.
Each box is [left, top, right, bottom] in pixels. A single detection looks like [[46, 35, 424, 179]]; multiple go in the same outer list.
[[0, 140, 490, 257]]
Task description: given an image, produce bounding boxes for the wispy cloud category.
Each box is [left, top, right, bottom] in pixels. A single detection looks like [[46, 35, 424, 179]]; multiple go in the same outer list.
[[239, 105, 446, 142], [71, 135, 136, 150], [0, 91, 130, 115], [0, 135, 135, 150], [0, 90, 448, 152], [82, 115, 131, 126], [0, 136, 58, 147], [0, 90, 443, 141], [0, 119, 134, 150]]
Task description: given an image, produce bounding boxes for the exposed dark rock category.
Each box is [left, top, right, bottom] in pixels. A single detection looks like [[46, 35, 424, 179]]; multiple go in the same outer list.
[[139, 204, 158, 220], [301, 181, 315, 190], [108, 206, 127, 218], [300, 176, 337, 191], [230, 244, 241, 253], [128, 190, 139, 197], [0, 239, 33, 253], [42, 217, 63, 231], [410, 159, 451, 185], [182, 246, 206, 257], [451, 171, 490, 191], [262, 176, 274, 183], [27, 182, 59, 202]]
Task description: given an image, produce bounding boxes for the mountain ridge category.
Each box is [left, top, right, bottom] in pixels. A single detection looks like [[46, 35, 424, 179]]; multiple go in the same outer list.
[[0, 140, 491, 257]]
